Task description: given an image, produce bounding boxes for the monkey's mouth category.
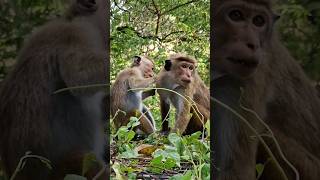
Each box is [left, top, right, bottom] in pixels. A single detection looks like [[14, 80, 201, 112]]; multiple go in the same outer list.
[[227, 57, 258, 68], [181, 79, 191, 84]]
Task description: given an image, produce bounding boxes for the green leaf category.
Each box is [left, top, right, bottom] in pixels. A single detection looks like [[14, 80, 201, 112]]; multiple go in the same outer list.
[[127, 117, 140, 128], [256, 163, 265, 178], [169, 170, 193, 180], [168, 133, 184, 156], [118, 146, 139, 159], [200, 163, 210, 180], [126, 130, 136, 142]]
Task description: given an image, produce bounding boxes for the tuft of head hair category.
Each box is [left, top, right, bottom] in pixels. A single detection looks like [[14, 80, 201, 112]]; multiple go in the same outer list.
[[131, 55, 155, 67], [141, 55, 155, 65], [169, 53, 197, 65]]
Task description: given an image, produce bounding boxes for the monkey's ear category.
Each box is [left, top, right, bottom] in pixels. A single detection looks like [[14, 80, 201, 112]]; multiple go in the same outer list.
[[133, 56, 141, 65], [164, 60, 172, 71], [77, 0, 98, 13]]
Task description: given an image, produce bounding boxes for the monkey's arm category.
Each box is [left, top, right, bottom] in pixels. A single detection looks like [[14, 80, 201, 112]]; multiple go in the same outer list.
[[173, 99, 192, 134], [212, 77, 257, 180], [191, 103, 210, 122], [128, 77, 154, 89], [160, 98, 170, 132], [142, 89, 156, 100]]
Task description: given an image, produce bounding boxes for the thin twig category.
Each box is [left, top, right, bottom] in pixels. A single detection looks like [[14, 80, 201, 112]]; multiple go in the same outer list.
[[53, 84, 109, 94], [10, 153, 51, 180]]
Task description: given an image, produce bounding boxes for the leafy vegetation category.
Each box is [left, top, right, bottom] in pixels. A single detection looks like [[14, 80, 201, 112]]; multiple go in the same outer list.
[[110, 117, 210, 179], [110, 0, 210, 84], [276, 0, 320, 81]]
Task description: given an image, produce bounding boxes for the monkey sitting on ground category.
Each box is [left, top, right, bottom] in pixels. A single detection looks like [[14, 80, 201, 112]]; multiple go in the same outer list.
[[0, 0, 109, 179], [156, 53, 210, 135], [111, 55, 156, 135]]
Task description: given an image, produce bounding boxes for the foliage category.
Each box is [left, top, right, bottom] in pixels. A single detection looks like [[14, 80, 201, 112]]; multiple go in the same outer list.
[[276, 0, 320, 81], [0, 0, 66, 81], [110, 117, 210, 179], [111, 0, 210, 84]]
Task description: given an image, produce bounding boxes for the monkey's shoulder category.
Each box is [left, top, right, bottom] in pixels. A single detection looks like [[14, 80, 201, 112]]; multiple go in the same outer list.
[[22, 19, 94, 51], [117, 68, 141, 78]]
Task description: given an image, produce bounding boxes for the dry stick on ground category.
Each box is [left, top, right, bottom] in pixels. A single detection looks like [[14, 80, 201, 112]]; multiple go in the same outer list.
[[211, 97, 290, 180]]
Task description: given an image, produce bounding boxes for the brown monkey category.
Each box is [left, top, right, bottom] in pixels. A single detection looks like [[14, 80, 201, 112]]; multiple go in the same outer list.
[[156, 53, 210, 135], [212, 0, 320, 180], [0, 0, 109, 179], [111, 55, 156, 135]]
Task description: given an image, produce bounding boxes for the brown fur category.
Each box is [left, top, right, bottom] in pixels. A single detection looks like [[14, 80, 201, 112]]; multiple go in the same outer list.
[[0, 0, 109, 179], [212, 1, 320, 179], [169, 53, 197, 65], [156, 53, 210, 135], [111, 56, 156, 134]]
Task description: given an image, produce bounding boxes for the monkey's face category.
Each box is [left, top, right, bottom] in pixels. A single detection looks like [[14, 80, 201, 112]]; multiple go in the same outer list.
[[213, 1, 277, 80], [173, 61, 195, 87], [132, 56, 155, 78], [140, 59, 155, 78]]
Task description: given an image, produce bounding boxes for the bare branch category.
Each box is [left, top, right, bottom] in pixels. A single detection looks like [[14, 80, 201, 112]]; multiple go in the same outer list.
[[161, 0, 200, 15]]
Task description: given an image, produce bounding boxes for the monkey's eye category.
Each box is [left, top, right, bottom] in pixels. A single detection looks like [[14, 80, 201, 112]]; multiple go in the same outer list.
[[152, 67, 154, 71], [253, 15, 265, 27], [182, 64, 187, 68], [228, 10, 244, 22], [189, 66, 194, 71]]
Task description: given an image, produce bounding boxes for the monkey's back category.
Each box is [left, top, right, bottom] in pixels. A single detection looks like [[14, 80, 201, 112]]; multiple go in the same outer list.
[[0, 18, 102, 176], [111, 68, 141, 114]]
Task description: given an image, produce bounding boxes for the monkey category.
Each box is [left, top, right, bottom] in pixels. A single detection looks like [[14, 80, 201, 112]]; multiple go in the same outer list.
[[111, 55, 156, 135], [0, 0, 109, 179], [212, 0, 320, 180], [156, 53, 210, 135]]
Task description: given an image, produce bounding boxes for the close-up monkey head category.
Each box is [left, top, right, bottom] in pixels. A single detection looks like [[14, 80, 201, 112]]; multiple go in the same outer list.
[[164, 54, 197, 87], [131, 55, 155, 78], [213, 0, 279, 79]]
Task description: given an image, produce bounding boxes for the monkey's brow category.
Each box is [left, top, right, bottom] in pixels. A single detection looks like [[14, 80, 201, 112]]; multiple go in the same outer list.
[[242, 0, 271, 9]]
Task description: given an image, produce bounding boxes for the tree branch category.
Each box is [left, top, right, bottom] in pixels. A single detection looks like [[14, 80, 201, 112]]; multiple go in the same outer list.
[[161, 0, 200, 15], [152, 0, 161, 36], [116, 26, 160, 40]]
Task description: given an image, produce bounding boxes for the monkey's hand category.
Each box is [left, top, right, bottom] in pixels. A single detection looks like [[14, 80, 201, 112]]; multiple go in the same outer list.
[[142, 89, 156, 100]]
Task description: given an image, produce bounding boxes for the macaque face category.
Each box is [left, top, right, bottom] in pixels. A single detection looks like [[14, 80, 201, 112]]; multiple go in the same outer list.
[[175, 61, 195, 87], [140, 59, 154, 78], [213, 1, 274, 79]]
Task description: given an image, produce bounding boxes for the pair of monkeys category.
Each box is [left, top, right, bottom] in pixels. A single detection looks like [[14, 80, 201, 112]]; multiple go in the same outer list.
[[111, 54, 210, 135]]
